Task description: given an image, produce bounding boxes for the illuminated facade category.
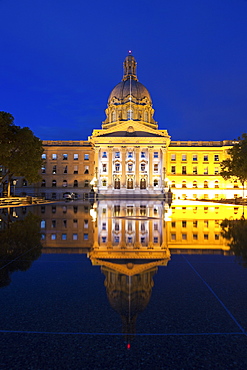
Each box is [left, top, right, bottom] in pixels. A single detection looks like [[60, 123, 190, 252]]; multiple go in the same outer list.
[[11, 53, 243, 200]]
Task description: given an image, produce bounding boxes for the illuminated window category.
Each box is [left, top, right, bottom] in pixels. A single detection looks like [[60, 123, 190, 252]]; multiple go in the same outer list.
[[214, 167, 219, 174], [84, 154, 89, 160], [74, 154, 79, 160], [192, 154, 198, 161], [154, 152, 158, 158], [52, 180, 57, 187], [214, 154, 219, 162], [115, 151, 120, 158], [182, 181, 186, 188], [52, 165, 57, 174], [203, 155, 208, 162], [141, 151, 145, 158], [204, 167, 208, 175], [102, 151, 107, 158], [42, 153, 46, 159], [102, 179, 107, 187], [204, 181, 208, 188], [62, 234, 67, 241], [41, 165, 46, 174], [171, 154, 176, 161], [182, 154, 187, 161], [128, 163, 133, 172], [214, 181, 219, 188], [84, 233, 88, 240], [51, 234, 56, 240], [84, 220, 88, 228], [193, 166, 197, 175], [52, 154, 57, 160], [63, 154, 68, 160], [73, 233, 78, 240], [115, 163, 120, 172], [193, 180, 197, 188], [41, 220, 46, 228]]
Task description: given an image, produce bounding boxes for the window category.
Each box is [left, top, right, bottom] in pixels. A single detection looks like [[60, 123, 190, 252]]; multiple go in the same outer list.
[[214, 167, 219, 175], [102, 179, 107, 187], [171, 166, 176, 174], [141, 151, 145, 158], [52, 220, 56, 228], [63, 219, 67, 227], [115, 222, 120, 231], [153, 179, 158, 187], [84, 180, 89, 187], [41, 220, 46, 228], [74, 206, 78, 214], [204, 181, 208, 188], [63, 154, 68, 160], [64, 166, 68, 174], [171, 154, 176, 161], [234, 180, 239, 188], [63, 206, 67, 214], [182, 220, 187, 228], [193, 180, 197, 188], [171, 181, 176, 188], [102, 151, 107, 158], [62, 234, 67, 241], [141, 237, 145, 244], [154, 237, 158, 244], [41, 165, 46, 174], [204, 234, 209, 240], [215, 234, 220, 240], [144, 111, 148, 121], [74, 154, 79, 160], [102, 236, 107, 243], [115, 151, 120, 158], [193, 166, 197, 175], [41, 180, 46, 187], [182, 181, 186, 188], [192, 154, 198, 161], [203, 155, 208, 162], [154, 152, 158, 158], [84, 220, 88, 228], [42, 153, 46, 160], [84, 154, 89, 160], [171, 233, 176, 240], [128, 152, 133, 158], [171, 221, 176, 228], [74, 180, 78, 187], [127, 109, 133, 120], [214, 154, 219, 162], [204, 167, 208, 175], [182, 154, 187, 161], [114, 236, 119, 243], [127, 178, 133, 189], [102, 222, 106, 230], [154, 164, 158, 172], [182, 233, 187, 240], [73, 233, 78, 240], [51, 234, 56, 240], [214, 181, 219, 188], [84, 166, 89, 174], [204, 220, 209, 228], [182, 166, 186, 175], [102, 164, 107, 172], [74, 165, 78, 174], [52, 180, 57, 187], [52, 154, 57, 160], [22, 179, 27, 186], [154, 223, 158, 230], [193, 234, 198, 240], [141, 163, 145, 171], [115, 163, 120, 172], [193, 220, 198, 228], [128, 163, 133, 172], [63, 180, 67, 187], [52, 165, 56, 174], [204, 207, 209, 213], [84, 233, 88, 240]]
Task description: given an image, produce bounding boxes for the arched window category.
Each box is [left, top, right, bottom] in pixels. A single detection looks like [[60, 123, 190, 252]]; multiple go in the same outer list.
[[127, 109, 133, 120], [182, 181, 186, 188], [102, 179, 107, 187], [214, 180, 219, 188], [144, 111, 148, 122], [114, 178, 120, 189], [193, 180, 197, 188], [204, 181, 208, 188], [41, 179, 46, 187], [63, 180, 68, 187], [115, 163, 120, 172], [140, 178, 146, 189], [111, 110, 116, 122], [127, 178, 133, 189], [128, 163, 133, 172], [153, 179, 158, 187], [141, 163, 145, 171], [52, 180, 57, 187], [74, 180, 78, 187]]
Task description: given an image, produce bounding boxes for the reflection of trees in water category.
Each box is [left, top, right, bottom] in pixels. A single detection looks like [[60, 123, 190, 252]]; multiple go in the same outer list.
[[0, 213, 42, 288], [102, 266, 157, 342], [221, 218, 247, 267]]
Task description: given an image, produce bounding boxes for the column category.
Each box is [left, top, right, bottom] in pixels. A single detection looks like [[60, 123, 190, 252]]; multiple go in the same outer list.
[[108, 147, 113, 188], [135, 147, 140, 188], [148, 147, 153, 188], [94, 147, 100, 190], [121, 148, 126, 188], [161, 146, 167, 189]]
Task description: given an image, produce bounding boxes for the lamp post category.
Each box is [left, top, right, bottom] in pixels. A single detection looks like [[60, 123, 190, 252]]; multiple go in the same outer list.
[[12, 179, 17, 197]]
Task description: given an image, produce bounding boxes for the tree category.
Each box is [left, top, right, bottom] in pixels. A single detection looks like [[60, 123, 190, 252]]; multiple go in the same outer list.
[[220, 133, 247, 199], [0, 112, 44, 197]]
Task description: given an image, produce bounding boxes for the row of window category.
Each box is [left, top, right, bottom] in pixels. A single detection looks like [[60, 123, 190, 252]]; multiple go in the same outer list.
[[102, 163, 159, 172], [42, 153, 90, 161], [102, 221, 159, 231], [41, 219, 88, 228], [101, 236, 159, 244], [171, 220, 220, 228], [170, 154, 220, 162], [41, 179, 90, 187], [43, 165, 89, 175], [101, 151, 159, 159], [100, 178, 160, 188], [170, 233, 220, 241], [170, 166, 219, 175], [41, 233, 88, 241], [110, 110, 150, 122], [171, 180, 240, 188]]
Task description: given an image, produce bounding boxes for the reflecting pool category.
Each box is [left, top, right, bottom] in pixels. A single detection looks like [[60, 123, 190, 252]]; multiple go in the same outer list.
[[0, 200, 247, 369]]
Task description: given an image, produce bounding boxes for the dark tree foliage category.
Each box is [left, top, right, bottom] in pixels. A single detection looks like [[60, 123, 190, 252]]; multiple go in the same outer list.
[[0, 212, 42, 288], [220, 133, 247, 187], [0, 111, 44, 195], [221, 218, 247, 268]]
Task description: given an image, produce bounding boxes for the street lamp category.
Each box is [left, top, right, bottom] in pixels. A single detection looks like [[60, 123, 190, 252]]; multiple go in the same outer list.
[[12, 179, 18, 197]]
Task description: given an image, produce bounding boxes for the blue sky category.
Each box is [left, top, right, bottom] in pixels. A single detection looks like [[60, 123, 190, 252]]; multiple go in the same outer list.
[[1, 0, 247, 141]]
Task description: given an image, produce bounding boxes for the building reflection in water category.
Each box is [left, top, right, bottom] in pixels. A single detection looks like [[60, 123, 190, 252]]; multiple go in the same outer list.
[[1, 200, 246, 341]]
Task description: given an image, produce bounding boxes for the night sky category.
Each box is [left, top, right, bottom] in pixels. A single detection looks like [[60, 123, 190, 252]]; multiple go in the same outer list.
[[1, 0, 247, 142]]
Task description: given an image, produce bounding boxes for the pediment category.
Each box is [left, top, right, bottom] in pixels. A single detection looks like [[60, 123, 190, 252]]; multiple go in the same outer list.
[[91, 121, 169, 139]]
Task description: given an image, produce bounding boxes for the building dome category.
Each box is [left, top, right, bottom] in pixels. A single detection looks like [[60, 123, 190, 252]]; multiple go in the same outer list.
[[108, 79, 152, 104], [102, 52, 157, 130]]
